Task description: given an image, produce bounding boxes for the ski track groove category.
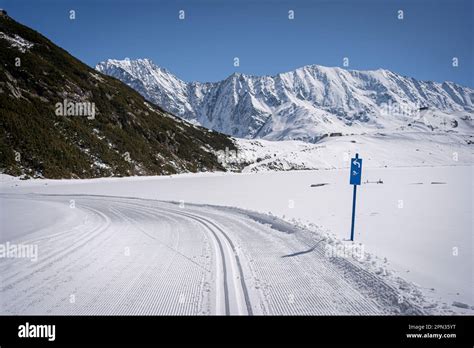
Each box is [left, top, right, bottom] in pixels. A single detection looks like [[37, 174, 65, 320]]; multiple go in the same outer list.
[[1, 204, 112, 293], [108, 201, 208, 315], [1, 203, 129, 314], [0, 193, 424, 315], [136, 204, 232, 315]]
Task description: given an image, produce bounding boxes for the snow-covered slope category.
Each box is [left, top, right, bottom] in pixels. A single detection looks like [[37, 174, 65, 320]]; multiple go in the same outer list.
[[229, 132, 473, 173], [0, 193, 427, 315], [96, 58, 474, 142], [2, 164, 472, 313]]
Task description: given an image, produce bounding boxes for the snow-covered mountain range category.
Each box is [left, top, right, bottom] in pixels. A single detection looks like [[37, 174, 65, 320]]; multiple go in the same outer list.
[[96, 58, 474, 142]]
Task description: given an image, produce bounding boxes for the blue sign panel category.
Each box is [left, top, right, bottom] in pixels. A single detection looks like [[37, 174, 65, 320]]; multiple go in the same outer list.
[[350, 156, 362, 185]]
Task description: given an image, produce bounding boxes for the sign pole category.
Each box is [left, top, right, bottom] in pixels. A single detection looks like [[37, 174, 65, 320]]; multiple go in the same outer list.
[[350, 184, 357, 241]]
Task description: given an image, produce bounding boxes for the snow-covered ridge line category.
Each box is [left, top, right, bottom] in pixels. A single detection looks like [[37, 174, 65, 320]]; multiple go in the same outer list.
[[96, 58, 474, 142]]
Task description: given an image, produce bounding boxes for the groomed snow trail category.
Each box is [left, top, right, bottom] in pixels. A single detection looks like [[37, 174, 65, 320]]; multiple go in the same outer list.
[[0, 194, 423, 315]]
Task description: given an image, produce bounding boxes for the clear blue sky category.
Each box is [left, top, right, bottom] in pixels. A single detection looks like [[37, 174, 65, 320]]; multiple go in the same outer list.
[[2, 0, 473, 87]]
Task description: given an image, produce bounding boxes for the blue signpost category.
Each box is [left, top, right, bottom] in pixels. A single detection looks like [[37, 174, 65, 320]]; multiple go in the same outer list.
[[349, 153, 362, 241]]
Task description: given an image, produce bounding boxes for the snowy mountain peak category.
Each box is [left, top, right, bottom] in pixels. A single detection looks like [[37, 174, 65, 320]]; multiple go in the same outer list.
[[96, 58, 474, 141]]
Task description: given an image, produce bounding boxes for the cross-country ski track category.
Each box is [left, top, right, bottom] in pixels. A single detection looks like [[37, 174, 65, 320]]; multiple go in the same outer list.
[[0, 193, 425, 315]]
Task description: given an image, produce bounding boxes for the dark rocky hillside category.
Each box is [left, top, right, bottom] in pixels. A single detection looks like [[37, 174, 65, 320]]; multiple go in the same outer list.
[[0, 13, 236, 178]]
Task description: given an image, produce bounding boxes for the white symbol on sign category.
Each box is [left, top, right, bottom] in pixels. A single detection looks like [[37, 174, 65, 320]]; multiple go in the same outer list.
[[352, 170, 358, 176], [353, 160, 361, 168]]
